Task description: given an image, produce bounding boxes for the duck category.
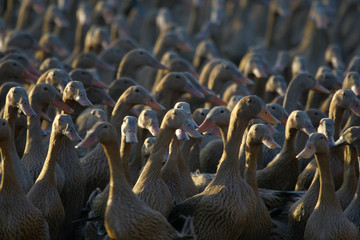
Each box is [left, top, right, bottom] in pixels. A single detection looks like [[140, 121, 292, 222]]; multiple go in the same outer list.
[[198, 106, 230, 173], [168, 95, 279, 239], [0, 52, 41, 78], [76, 118, 194, 240], [256, 110, 316, 190], [344, 126, 360, 231], [283, 73, 329, 114], [1, 86, 36, 193], [133, 108, 202, 217], [69, 68, 108, 89], [35, 33, 69, 62], [37, 68, 72, 93], [98, 46, 125, 85], [192, 39, 219, 71], [27, 114, 81, 239], [296, 89, 360, 191], [39, 57, 66, 72], [239, 123, 280, 240], [0, 59, 38, 85], [305, 66, 342, 110], [84, 26, 110, 54], [264, 74, 287, 103], [286, 117, 335, 240], [335, 127, 360, 210], [182, 107, 210, 172], [81, 85, 165, 204], [297, 133, 359, 240], [42, 4, 69, 37], [21, 83, 72, 193], [71, 51, 114, 72], [0, 118, 50, 239], [129, 109, 160, 185]]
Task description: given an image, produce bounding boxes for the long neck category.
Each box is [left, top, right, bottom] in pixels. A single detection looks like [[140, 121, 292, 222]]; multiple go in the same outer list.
[[110, 97, 132, 134], [341, 145, 358, 194], [103, 139, 133, 198], [130, 128, 148, 174], [243, 143, 261, 195], [328, 102, 344, 140], [3, 104, 17, 140], [138, 127, 174, 180], [316, 150, 341, 209], [0, 138, 23, 193], [216, 114, 250, 178], [36, 131, 63, 185], [264, 3, 278, 48], [163, 136, 179, 170], [23, 115, 44, 156], [283, 79, 306, 113], [121, 135, 133, 185], [220, 125, 228, 143], [283, 126, 298, 155]]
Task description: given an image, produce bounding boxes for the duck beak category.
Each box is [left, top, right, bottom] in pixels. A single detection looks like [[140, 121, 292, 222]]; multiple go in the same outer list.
[[257, 107, 280, 125], [253, 65, 267, 78], [177, 42, 192, 52], [65, 128, 82, 142], [75, 94, 93, 107], [103, 93, 115, 107], [125, 129, 138, 143], [185, 83, 204, 98], [314, 82, 330, 94], [148, 60, 169, 70], [176, 129, 190, 140], [208, 94, 227, 106], [279, 112, 288, 125], [205, 126, 222, 138], [21, 69, 38, 83], [276, 86, 287, 96], [51, 98, 73, 114], [26, 65, 41, 77], [40, 111, 52, 122], [183, 120, 203, 138], [75, 131, 98, 149], [351, 84, 360, 96], [95, 59, 115, 71], [301, 122, 316, 136], [91, 79, 108, 89], [198, 118, 216, 133], [296, 143, 315, 159], [334, 135, 345, 146], [145, 98, 166, 111], [262, 136, 281, 149], [350, 99, 360, 117], [232, 73, 254, 85], [18, 100, 36, 117], [265, 123, 278, 135], [148, 124, 160, 137]]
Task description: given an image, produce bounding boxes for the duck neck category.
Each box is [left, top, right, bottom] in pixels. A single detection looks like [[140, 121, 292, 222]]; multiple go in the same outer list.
[[341, 145, 357, 193], [0, 138, 23, 193], [283, 78, 304, 113], [220, 125, 228, 143], [283, 126, 298, 154], [130, 128, 148, 175], [264, 2, 278, 48], [315, 150, 341, 209], [120, 135, 132, 185], [23, 115, 44, 157], [163, 136, 179, 170], [216, 115, 249, 177], [244, 143, 261, 195], [110, 98, 132, 134], [3, 104, 17, 139], [37, 130, 63, 185], [140, 127, 174, 180], [103, 138, 132, 197], [328, 102, 344, 140]]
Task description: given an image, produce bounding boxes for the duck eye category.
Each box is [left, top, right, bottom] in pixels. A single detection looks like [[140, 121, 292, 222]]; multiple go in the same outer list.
[[104, 125, 108, 128], [220, 110, 224, 113], [2, 121, 5, 125], [225, 66, 229, 70], [12, 63, 16, 66], [44, 87, 48, 91], [314, 112, 318, 115], [271, 106, 275, 109], [201, 112, 204, 116], [295, 114, 299, 118], [247, 98, 252, 103], [139, 51, 144, 55], [342, 92, 346, 96], [176, 75, 180, 79], [135, 89, 140, 92], [320, 136, 323, 139]]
